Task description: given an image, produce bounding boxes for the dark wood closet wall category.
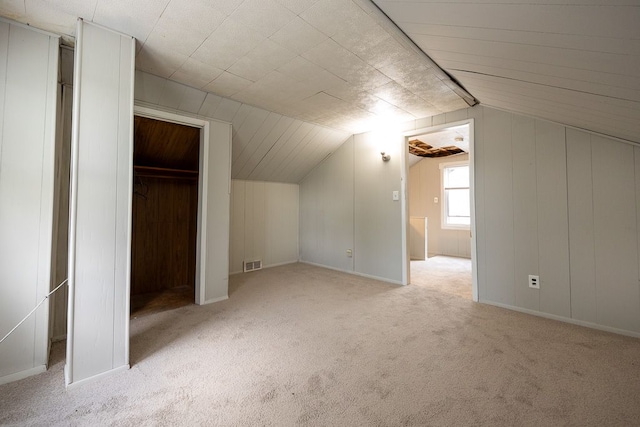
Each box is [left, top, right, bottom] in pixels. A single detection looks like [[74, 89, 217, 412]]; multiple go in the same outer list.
[[131, 116, 200, 296]]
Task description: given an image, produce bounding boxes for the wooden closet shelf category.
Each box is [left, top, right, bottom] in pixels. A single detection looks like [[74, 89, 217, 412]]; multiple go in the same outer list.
[[134, 165, 199, 180]]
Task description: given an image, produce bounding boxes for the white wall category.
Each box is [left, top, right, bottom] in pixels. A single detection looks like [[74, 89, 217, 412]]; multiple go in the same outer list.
[[300, 129, 405, 284], [431, 105, 640, 335], [230, 180, 299, 274], [66, 21, 135, 385], [301, 103, 640, 336], [409, 154, 471, 258], [0, 20, 59, 384], [300, 137, 355, 273]]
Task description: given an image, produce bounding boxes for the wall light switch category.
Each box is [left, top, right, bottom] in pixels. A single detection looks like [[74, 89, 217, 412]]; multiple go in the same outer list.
[[346, 249, 352, 257], [392, 190, 399, 201], [434, 197, 438, 203]]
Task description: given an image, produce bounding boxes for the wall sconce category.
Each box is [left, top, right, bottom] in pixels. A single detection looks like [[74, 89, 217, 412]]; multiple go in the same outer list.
[[380, 152, 391, 162]]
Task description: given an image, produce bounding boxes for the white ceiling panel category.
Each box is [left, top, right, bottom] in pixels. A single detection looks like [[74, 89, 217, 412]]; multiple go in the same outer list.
[[134, 71, 350, 183], [4, 0, 473, 139], [203, 71, 254, 99], [268, 17, 328, 56], [375, 0, 640, 144], [227, 39, 297, 82], [93, 0, 170, 42], [169, 58, 223, 90], [229, 0, 296, 38]]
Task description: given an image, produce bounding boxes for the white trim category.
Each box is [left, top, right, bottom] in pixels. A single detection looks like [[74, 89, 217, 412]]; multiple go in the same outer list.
[[0, 365, 47, 386], [400, 129, 409, 286], [468, 119, 478, 302], [65, 364, 130, 390], [133, 105, 210, 306], [402, 118, 478, 302], [481, 300, 640, 339], [229, 259, 299, 276], [201, 295, 229, 305], [123, 37, 135, 368], [65, 18, 84, 387], [300, 261, 403, 286]]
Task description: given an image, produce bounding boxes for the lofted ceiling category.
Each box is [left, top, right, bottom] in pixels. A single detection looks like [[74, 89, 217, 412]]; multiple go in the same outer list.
[[374, 0, 640, 144], [2, 0, 637, 186], [0, 0, 473, 135]]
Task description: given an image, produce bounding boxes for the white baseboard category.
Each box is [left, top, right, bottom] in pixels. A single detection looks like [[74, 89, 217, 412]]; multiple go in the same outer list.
[[0, 365, 47, 386], [299, 261, 403, 286], [65, 364, 130, 389], [229, 259, 299, 276], [200, 295, 228, 305], [480, 299, 640, 339]]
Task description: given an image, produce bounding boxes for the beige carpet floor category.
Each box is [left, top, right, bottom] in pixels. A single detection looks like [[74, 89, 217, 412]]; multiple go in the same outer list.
[[410, 256, 472, 299], [1, 262, 640, 426]]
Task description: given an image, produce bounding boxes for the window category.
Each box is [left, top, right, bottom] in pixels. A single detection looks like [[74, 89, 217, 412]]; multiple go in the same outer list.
[[441, 162, 470, 229]]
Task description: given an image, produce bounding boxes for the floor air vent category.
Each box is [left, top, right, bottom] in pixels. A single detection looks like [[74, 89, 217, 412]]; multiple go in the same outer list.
[[243, 260, 262, 272]]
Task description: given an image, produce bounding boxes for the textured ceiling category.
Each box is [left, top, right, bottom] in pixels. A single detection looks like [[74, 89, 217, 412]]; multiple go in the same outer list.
[[374, 0, 640, 144], [0, 0, 473, 134]]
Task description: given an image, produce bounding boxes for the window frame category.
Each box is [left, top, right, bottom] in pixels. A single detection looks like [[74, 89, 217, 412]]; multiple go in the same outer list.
[[439, 160, 471, 230]]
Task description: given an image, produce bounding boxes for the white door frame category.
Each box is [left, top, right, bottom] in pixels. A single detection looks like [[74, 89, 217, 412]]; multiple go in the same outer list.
[[133, 105, 210, 305], [401, 119, 478, 302]]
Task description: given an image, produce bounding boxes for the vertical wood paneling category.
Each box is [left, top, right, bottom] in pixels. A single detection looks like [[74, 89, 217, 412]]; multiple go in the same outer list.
[[230, 180, 299, 273], [265, 183, 299, 265], [202, 119, 232, 302], [566, 129, 597, 323], [113, 35, 134, 368], [131, 178, 198, 294], [0, 21, 58, 382], [354, 131, 404, 283], [250, 181, 266, 261], [535, 120, 571, 317], [69, 21, 134, 384], [299, 137, 355, 272], [229, 180, 246, 274], [482, 107, 515, 304], [592, 136, 640, 331], [468, 106, 486, 301], [511, 114, 539, 311]]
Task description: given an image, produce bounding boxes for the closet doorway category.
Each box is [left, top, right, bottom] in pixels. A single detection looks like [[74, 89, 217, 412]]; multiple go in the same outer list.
[[130, 116, 201, 317]]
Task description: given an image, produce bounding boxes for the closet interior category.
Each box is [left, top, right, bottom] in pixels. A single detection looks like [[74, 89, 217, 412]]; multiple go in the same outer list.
[[130, 116, 200, 317]]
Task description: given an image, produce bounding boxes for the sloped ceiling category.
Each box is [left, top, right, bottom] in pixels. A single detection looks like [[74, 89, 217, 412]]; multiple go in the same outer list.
[[374, 0, 640, 144], [0, 0, 472, 136]]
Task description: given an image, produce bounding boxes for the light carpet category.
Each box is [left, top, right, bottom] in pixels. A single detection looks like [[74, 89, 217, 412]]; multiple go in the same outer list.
[[1, 262, 640, 426]]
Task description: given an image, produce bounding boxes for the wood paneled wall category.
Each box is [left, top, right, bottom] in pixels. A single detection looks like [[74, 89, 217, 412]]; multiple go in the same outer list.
[[229, 180, 299, 274], [67, 21, 135, 385], [131, 177, 198, 295], [0, 20, 58, 384]]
